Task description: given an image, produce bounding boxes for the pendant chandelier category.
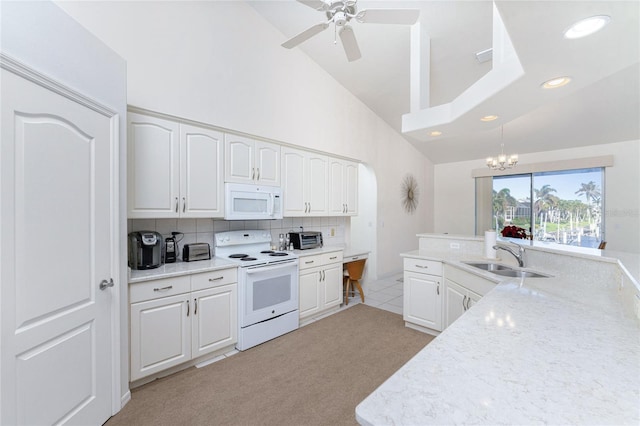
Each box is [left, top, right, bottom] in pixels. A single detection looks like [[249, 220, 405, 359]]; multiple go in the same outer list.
[[486, 125, 518, 170]]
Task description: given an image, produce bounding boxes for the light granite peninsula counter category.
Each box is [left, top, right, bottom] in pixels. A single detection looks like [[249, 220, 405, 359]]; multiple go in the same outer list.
[[356, 234, 640, 425]]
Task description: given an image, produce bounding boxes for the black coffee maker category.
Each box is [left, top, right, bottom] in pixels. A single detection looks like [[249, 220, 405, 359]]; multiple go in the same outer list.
[[164, 236, 177, 263], [128, 231, 162, 269]]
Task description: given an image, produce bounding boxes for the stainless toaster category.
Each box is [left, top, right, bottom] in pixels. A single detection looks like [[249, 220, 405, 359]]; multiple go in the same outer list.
[[182, 243, 211, 262]]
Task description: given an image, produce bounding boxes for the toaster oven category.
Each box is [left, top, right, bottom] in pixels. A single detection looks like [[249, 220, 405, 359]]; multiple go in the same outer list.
[[289, 232, 323, 250]]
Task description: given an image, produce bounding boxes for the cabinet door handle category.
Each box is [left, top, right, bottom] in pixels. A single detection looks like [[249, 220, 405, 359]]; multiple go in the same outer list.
[[305, 260, 315, 265], [323, 270, 326, 281], [416, 264, 427, 269], [436, 283, 440, 295], [252, 167, 255, 180], [208, 276, 224, 282], [330, 256, 337, 260], [153, 285, 173, 292], [194, 298, 198, 315], [318, 271, 323, 281], [256, 168, 260, 180], [466, 297, 471, 310], [175, 197, 179, 213], [182, 197, 186, 213], [463, 295, 467, 311], [186, 300, 190, 317]]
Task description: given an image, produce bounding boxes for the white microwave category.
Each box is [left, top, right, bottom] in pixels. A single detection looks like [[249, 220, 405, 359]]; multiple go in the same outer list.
[[225, 182, 283, 220]]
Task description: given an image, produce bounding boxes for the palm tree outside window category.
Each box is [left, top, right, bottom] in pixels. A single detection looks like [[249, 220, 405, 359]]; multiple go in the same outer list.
[[490, 168, 604, 247]]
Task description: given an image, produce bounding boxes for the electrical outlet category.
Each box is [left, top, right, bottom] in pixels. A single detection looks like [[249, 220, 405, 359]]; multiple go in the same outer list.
[[330, 228, 335, 237], [450, 242, 460, 249]]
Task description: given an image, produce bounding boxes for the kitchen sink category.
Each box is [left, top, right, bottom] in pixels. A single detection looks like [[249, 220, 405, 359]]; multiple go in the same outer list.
[[489, 269, 550, 278], [463, 262, 512, 272], [462, 261, 551, 279]]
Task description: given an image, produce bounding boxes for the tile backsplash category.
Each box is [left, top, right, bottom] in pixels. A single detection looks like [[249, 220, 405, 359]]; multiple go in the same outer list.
[[128, 217, 349, 260]]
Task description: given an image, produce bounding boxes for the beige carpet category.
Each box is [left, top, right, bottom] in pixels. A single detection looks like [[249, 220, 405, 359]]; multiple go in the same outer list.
[[108, 304, 434, 426]]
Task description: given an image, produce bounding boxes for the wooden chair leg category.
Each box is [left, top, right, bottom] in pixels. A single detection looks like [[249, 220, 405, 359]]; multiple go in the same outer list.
[[353, 279, 364, 303], [344, 280, 351, 305]]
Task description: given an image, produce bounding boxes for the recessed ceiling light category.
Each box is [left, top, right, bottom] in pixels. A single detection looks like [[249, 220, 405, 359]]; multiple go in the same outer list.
[[564, 15, 611, 39], [542, 76, 572, 89], [480, 115, 498, 122], [429, 131, 442, 137]]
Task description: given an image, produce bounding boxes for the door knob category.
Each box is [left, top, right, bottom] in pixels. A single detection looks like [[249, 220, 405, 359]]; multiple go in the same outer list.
[[99, 278, 114, 290]]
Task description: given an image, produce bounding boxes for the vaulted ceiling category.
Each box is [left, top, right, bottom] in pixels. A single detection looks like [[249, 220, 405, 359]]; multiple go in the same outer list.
[[248, 1, 640, 164]]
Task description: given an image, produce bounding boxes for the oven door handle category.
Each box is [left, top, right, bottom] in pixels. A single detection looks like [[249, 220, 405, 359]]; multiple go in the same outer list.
[[245, 261, 296, 274]]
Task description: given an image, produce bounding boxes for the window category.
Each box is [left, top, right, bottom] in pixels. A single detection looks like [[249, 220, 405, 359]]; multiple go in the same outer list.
[[479, 168, 604, 248]]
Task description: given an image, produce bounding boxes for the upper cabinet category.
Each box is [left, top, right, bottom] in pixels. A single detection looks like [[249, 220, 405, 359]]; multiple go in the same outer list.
[[128, 112, 224, 218], [281, 147, 328, 216], [328, 158, 358, 216], [224, 134, 280, 186]]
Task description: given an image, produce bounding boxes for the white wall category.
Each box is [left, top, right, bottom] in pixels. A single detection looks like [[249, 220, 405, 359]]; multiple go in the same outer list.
[[57, 0, 433, 276], [434, 140, 640, 253]]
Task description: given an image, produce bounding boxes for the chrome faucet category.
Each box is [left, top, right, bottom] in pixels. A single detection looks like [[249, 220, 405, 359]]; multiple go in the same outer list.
[[493, 243, 525, 267]]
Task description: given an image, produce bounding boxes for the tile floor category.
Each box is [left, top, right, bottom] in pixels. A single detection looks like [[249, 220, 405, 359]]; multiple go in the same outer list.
[[341, 273, 404, 316]]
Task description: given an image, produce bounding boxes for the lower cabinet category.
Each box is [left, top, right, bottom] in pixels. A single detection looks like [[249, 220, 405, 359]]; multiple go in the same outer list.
[[129, 268, 237, 381], [403, 258, 443, 333], [444, 279, 481, 329], [443, 264, 495, 329], [299, 251, 343, 320]]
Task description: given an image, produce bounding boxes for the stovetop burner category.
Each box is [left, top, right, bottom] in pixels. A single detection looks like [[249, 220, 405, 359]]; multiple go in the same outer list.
[[229, 254, 249, 259], [240, 257, 257, 261], [269, 252, 289, 257], [260, 250, 274, 254]]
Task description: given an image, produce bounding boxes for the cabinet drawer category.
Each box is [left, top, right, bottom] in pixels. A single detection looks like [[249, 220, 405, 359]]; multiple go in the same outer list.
[[191, 268, 238, 292], [130, 275, 191, 304], [403, 258, 442, 275], [299, 254, 324, 270], [321, 251, 343, 265], [300, 251, 344, 270]]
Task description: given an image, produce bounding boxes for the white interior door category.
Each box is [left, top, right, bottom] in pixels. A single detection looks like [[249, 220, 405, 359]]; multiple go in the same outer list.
[[1, 68, 115, 425]]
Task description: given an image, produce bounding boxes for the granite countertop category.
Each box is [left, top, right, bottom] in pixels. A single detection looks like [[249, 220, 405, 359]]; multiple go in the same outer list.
[[129, 257, 236, 284], [356, 248, 640, 425], [129, 246, 371, 283], [293, 245, 370, 259]]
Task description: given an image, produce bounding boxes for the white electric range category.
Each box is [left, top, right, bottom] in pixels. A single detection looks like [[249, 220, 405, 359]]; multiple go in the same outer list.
[[214, 230, 299, 351]]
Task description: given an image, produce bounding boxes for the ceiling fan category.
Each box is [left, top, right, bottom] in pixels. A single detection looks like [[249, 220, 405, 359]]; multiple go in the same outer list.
[[281, 0, 420, 62]]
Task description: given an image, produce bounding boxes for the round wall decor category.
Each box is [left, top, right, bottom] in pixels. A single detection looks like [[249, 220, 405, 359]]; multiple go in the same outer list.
[[401, 174, 419, 213]]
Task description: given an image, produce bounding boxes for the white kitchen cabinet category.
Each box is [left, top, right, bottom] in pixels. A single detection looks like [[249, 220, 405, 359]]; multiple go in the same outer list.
[[403, 259, 443, 334], [281, 146, 328, 216], [298, 251, 343, 320], [443, 265, 494, 329], [180, 123, 224, 217], [328, 158, 358, 216], [191, 284, 237, 358], [129, 268, 237, 381], [224, 134, 280, 186], [127, 112, 224, 218], [444, 279, 481, 328]]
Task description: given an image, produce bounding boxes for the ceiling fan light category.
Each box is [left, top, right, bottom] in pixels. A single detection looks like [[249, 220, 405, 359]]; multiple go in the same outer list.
[[564, 15, 611, 39], [430, 131, 442, 136], [480, 115, 498, 122]]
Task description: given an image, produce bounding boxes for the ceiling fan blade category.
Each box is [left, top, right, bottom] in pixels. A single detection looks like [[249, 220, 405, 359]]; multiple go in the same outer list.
[[281, 22, 330, 49], [356, 9, 420, 25], [339, 26, 362, 62], [297, 0, 328, 11]]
